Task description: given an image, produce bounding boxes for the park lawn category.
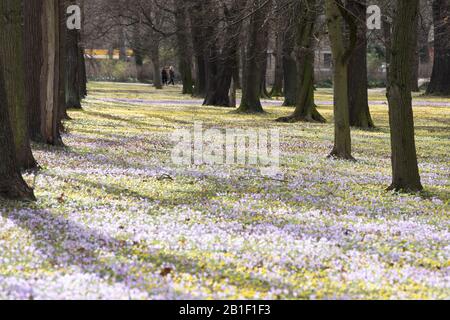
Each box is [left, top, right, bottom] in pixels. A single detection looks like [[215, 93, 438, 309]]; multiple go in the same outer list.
[[0, 82, 448, 299]]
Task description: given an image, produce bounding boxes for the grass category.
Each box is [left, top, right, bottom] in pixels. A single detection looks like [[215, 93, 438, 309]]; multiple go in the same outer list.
[[0, 82, 448, 299]]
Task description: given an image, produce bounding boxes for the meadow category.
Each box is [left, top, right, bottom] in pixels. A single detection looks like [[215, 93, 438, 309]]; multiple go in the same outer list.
[[0, 82, 448, 299]]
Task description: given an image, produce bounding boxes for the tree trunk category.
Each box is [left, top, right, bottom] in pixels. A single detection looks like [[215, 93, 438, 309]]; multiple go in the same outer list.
[[41, 0, 62, 145], [271, 31, 284, 97], [175, 2, 194, 95], [66, 28, 82, 109], [0, 63, 35, 200], [277, 0, 325, 123], [26, 0, 65, 143], [58, 0, 68, 130], [260, 49, 271, 99], [189, 1, 208, 97], [326, 0, 356, 160], [25, 0, 46, 140], [131, 23, 145, 83], [426, 0, 450, 96], [347, 0, 375, 129], [78, 44, 87, 99], [0, 0, 37, 169], [203, 0, 244, 107], [282, 26, 297, 106], [237, 0, 272, 114], [387, 0, 423, 192], [150, 45, 162, 89]]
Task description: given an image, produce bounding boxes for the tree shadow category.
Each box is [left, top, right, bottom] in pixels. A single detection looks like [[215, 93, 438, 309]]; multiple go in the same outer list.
[[4, 206, 296, 299]]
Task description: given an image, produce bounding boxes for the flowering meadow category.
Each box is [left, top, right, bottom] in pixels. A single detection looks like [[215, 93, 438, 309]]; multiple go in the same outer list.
[[0, 82, 448, 300]]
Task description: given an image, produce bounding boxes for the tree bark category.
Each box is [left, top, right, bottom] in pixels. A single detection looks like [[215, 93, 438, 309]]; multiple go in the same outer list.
[[326, 0, 356, 160], [39, 0, 62, 145], [26, 0, 65, 143], [237, 0, 272, 114], [387, 0, 423, 192], [426, 0, 450, 96], [0, 62, 35, 200], [25, 0, 46, 140], [0, 0, 37, 169], [347, 0, 375, 129]]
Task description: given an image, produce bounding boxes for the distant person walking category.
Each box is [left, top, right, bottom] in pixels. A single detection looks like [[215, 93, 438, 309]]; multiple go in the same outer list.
[[168, 66, 175, 85], [161, 67, 168, 86]]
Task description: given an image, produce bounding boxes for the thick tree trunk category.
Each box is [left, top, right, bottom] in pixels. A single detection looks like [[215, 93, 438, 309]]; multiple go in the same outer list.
[[271, 32, 284, 97], [387, 0, 423, 192], [282, 26, 297, 106], [26, 0, 65, 142], [237, 0, 272, 114], [150, 45, 162, 89], [25, 0, 45, 141], [0, 0, 37, 169], [347, 0, 375, 129], [204, 42, 220, 103], [203, 55, 234, 107], [194, 55, 207, 97], [426, 0, 450, 96], [189, 1, 208, 97], [175, 2, 194, 95], [326, 0, 356, 160], [0, 65, 35, 200], [277, 0, 325, 123], [66, 29, 82, 109], [40, 0, 62, 145], [203, 1, 245, 107]]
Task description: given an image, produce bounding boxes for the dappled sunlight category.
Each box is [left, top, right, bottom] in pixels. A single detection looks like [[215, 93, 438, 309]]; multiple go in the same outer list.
[[0, 82, 448, 299]]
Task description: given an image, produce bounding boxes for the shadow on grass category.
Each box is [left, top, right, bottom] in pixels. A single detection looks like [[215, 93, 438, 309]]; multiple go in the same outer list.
[[3, 206, 295, 298]]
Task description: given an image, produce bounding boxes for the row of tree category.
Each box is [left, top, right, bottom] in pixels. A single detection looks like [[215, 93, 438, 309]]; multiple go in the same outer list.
[[0, 0, 86, 200], [1, 0, 449, 201], [94, 0, 447, 191]]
